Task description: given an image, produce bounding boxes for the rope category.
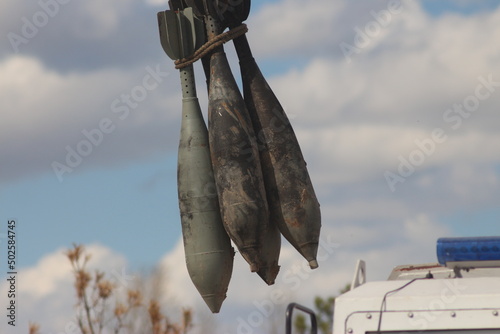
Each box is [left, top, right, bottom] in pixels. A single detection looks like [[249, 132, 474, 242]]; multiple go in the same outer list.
[[174, 24, 248, 69]]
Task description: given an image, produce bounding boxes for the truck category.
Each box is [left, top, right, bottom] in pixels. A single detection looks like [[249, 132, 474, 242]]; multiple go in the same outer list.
[[286, 236, 500, 333]]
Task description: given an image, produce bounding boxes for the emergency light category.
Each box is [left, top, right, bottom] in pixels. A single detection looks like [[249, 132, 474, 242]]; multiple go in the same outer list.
[[437, 236, 500, 268]]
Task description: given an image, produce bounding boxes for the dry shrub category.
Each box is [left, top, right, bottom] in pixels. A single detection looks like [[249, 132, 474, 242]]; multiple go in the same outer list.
[[30, 244, 193, 334]]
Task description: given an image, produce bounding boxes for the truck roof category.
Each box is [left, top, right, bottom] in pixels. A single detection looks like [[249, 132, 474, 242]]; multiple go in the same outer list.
[[333, 264, 500, 333], [388, 262, 500, 280]]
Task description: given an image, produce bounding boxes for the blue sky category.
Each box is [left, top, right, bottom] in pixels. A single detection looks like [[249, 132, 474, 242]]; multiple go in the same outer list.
[[3, 157, 179, 269], [422, 0, 500, 16], [1, 0, 500, 333]]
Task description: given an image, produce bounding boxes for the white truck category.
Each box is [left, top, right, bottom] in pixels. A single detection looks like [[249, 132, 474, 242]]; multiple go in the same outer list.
[[286, 236, 500, 334]]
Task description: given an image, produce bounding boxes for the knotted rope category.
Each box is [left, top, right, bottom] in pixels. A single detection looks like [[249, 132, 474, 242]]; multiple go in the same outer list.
[[174, 24, 248, 69]]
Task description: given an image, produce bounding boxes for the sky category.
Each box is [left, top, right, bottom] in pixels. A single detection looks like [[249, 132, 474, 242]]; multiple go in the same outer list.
[[1, 0, 500, 333]]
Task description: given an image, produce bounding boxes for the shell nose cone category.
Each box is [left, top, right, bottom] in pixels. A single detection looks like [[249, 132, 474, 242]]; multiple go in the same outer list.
[[257, 264, 280, 285], [299, 242, 319, 269], [239, 246, 261, 273], [202, 293, 226, 314]]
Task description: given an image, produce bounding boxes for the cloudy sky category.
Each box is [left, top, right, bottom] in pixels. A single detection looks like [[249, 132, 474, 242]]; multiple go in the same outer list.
[[1, 0, 500, 333]]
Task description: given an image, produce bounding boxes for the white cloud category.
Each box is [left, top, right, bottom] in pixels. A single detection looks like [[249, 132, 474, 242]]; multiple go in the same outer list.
[[71, 0, 135, 39], [294, 124, 500, 189], [0, 55, 180, 183], [447, 163, 499, 201], [295, 124, 424, 185], [145, 0, 168, 7], [248, 0, 427, 60], [0, 0, 135, 44], [248, 0, 345, 57], [0, 56, 122, 132], [325, 200, 409, 235], [404, 213, 451, 244]]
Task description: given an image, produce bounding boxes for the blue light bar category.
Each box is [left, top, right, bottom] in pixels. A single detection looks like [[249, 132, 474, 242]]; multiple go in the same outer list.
[[437, 236, 500, 266]]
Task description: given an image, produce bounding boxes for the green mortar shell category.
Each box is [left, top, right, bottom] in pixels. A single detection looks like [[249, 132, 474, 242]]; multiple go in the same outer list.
[[177, 65, 234, 313]]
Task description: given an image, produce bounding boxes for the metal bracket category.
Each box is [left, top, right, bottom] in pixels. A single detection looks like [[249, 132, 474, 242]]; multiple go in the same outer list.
[[351, 259, 366, 290], [285, 303, 318, 334]]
